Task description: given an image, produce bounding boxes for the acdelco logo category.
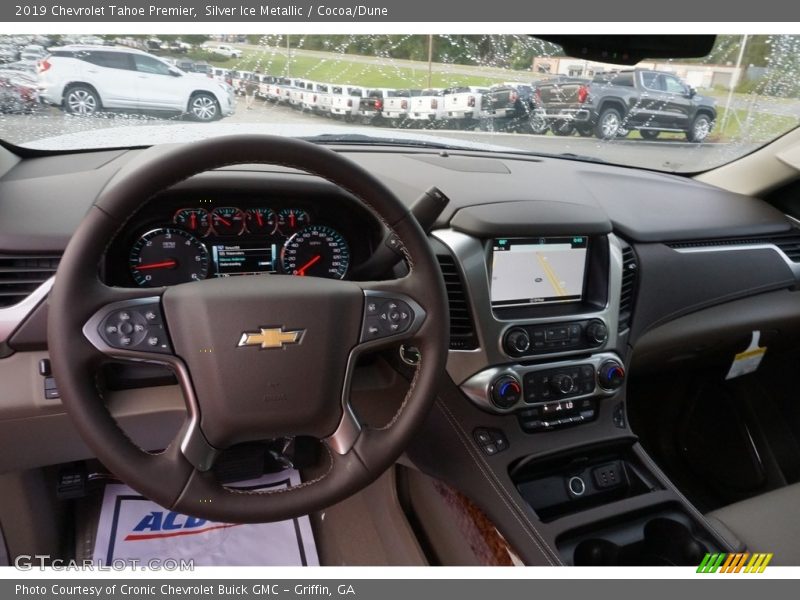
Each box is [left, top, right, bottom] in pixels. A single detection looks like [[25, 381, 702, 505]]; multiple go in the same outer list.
[[697, 552, 773, 573], [124, 511, 240, 541]]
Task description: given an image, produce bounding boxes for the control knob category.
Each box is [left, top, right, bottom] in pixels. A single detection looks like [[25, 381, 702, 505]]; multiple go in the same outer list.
[[490, 375, 522, 409], [598, 360, 625, 390], [586, 320, 609, 345], [504, 328, 531, 355], [551, 373, 576, 395]]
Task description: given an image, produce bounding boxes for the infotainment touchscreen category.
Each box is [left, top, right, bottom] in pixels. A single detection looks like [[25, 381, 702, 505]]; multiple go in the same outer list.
[[490, 237, 589, 307]]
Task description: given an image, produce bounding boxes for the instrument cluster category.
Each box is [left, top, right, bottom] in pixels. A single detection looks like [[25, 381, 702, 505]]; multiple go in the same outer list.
[[118, 202, 358, 288]]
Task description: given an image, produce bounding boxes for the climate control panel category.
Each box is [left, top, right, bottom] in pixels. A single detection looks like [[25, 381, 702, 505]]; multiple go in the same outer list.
[[502, 319, 608, 358], [460, 353, 625, 419]]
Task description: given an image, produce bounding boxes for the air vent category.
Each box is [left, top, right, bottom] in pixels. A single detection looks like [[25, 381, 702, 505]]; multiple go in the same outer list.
[[436, 253, 478, 350], [618, 245, 638, 333], [0, 254, 60, 308], [667, 231, 800, 262]]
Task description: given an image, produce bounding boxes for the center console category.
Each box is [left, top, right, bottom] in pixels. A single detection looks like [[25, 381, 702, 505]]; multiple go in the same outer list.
[[432, 227, 624, 428], [416, 200, 735, 566]]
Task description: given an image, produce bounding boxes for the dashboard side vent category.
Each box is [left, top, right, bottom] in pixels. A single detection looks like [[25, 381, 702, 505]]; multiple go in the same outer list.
[[667, 231, 800, 263], [436, 253, 478, 350], [0, 254, 60, 308], [618, 245, 638, 333], [774, 234, 800, 262]]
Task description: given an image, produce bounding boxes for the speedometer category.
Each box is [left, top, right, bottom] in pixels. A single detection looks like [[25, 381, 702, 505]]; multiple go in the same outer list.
[[281, 225, 350, 279]]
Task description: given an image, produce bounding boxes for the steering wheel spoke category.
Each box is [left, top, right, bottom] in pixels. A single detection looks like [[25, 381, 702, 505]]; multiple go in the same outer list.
[[82, 287, 172, 361], [358, 280, 427, 347], [82, 286, 221, 472]]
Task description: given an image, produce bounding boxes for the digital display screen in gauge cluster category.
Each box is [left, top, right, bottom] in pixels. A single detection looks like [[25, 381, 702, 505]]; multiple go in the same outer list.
[[211, 242, 279, 277]]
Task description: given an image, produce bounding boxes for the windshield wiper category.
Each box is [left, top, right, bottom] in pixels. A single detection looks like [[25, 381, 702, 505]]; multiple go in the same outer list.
[[555, 152, 609, 164], [301, 133, 476, 151]]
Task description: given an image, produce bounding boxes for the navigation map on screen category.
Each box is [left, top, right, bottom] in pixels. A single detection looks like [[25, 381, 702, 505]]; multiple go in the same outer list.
[[490, 237, 588, 306]]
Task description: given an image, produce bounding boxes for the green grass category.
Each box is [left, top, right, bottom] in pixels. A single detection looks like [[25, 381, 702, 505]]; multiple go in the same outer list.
[[211, 50, 511, 88]]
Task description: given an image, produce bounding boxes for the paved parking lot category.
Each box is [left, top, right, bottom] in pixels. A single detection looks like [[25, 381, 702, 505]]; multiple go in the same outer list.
[[0, 97, 758, 172]]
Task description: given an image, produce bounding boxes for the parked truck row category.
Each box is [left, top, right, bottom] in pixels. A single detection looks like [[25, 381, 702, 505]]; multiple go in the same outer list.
[[226, 68, 717, 141]]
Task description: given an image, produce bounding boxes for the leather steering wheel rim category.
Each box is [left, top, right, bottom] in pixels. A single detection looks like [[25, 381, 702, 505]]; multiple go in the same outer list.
[[47, 134, 448, 523]]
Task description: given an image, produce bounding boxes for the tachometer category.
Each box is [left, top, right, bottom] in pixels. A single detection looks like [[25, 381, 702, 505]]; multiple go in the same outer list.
[[129, 228, 209, 287], [281, 225, 350, 279]]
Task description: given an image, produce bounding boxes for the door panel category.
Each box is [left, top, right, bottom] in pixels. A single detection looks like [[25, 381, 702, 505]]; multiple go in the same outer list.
[[132, 55, 184, 111]]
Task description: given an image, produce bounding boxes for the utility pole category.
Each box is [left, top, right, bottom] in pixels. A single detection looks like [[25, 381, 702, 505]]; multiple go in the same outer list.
[[720, 34, 748, 134], [286, 34, 291, 77], [427, 35, 433, 89]]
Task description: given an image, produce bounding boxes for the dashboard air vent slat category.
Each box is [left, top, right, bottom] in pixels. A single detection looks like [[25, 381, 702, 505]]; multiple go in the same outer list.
[[436, 253, 478, 350], [667, 231, 800, 263], [0, 254, 60, 308], [618, 245, 638, 333]]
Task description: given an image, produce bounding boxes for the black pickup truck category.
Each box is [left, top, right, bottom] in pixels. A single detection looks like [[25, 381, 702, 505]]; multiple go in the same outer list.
[[478, 82, 542, 133], [534, 69, 717, 142]]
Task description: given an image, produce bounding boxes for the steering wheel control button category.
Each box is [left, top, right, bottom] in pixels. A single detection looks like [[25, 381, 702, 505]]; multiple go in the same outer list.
[[97, 302, 173, 354], [360, 296, 416, 342], [490, 375, 522, 409], [473, 428, 509, 456]]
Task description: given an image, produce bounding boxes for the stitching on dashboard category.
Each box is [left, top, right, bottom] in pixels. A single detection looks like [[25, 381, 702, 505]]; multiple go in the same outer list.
[[435, 399, 560, 566]]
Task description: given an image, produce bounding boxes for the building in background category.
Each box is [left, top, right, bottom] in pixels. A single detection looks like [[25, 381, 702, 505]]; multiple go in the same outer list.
[[532, 56, 743, 90]]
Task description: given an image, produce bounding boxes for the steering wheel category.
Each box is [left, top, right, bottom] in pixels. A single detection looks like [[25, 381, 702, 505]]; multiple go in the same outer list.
[[47, 135, 448, 523]]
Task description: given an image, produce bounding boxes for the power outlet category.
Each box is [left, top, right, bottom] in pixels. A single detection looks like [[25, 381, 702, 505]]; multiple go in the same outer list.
[[592, 461, 624, 490]]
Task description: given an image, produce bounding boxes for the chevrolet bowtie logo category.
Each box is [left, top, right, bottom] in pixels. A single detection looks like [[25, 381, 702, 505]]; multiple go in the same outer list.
[[237, 327, 304, 349]]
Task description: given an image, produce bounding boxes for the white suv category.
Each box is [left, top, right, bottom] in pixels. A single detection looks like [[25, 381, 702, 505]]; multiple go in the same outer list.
[[203, 44, 242, 59], [38, 45, 235, 121]]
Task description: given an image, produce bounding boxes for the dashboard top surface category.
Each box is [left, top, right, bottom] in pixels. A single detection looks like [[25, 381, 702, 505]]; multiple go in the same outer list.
[[0, 144, 793, 254]]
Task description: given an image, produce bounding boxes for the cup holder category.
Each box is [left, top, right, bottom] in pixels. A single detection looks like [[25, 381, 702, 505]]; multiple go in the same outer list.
[[642, 518, 708, 566], [574, 538, 621, 566], [572, 517, 709, 566]]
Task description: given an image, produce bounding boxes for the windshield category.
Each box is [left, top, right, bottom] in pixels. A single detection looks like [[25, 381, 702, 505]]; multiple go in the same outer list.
[[1, 34, 798, 173]]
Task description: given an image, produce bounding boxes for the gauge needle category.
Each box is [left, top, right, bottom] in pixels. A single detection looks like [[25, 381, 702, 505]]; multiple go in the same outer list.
[[215, 215, 231, 227], [289, 212, 296, 228], [190, 212, 197, 229], [295, 255, 321, 276], [137, 260, 177, 270], [256, 211, 263, 226]]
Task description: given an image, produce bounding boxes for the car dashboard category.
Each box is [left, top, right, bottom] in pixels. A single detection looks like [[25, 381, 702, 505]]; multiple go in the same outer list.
[[3, 141, 800, 565]]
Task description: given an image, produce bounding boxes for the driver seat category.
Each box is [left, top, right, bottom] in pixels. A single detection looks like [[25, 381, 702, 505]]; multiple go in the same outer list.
[[706, 483, 800, 566]]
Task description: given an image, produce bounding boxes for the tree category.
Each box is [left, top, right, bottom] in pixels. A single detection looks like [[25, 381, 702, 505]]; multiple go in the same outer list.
[[181, 35, 211, 46]]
